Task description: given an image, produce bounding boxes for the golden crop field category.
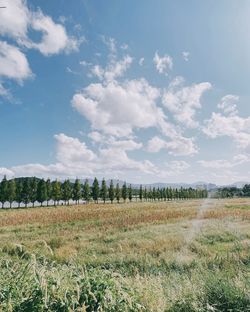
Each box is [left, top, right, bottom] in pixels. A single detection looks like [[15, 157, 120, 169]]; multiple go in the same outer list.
[[0, 198, 249, 311]]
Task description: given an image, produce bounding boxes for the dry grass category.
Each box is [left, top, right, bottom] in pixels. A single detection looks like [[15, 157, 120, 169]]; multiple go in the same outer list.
[[0, 198, 249, 311], [0, 200, 197, 228]]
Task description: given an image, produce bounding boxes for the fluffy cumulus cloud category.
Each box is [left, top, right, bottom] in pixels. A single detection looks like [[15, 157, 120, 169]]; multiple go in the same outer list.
[[164, 160, 190, 175], [2, 134, 156, 179], [72, 78, 163, 136], [0, 0, 80, 55], [198, 154, 250, 169], [217, 94, 239, 116], [0, 41, 32, 82], [0, 131, 194, 181], [0, 0, 81, 95], [21, 136, 191, 181], [162, 77, 212, 128], [24, 11, 80, 56], [0, 0, 29, 39], [203, 112, 250, 154], [0, 167, 14, 177], [153, 51, 173, 75], [54, 133, 96, 164], [90, 55, 133, 82], [147, 135, 198, 156]]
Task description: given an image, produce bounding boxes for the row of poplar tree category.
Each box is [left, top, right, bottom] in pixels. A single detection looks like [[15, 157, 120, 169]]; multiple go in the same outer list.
[[0, 176, 208, 208]]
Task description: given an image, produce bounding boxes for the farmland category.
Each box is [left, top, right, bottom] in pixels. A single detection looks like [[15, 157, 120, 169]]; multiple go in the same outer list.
[[0, 198, 249, 311]]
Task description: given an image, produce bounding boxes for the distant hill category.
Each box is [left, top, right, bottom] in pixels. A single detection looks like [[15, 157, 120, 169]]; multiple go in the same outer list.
[[75, 179, 219, 190]]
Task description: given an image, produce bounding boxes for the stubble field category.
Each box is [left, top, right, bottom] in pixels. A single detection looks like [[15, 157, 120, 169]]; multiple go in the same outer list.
[[0, 198, 249, 311]]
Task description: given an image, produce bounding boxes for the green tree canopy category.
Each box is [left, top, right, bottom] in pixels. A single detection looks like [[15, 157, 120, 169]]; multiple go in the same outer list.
[[92, 178, 99, 203], [109, 180, 115, 203]]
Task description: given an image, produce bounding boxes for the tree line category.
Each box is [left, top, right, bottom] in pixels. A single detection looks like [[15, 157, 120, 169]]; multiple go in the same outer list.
[[215, 184, 250, 198], [0, 176, 208, 208]]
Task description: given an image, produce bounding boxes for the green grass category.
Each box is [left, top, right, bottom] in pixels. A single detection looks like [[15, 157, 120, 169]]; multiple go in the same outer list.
[[0, 198, 249, 311]]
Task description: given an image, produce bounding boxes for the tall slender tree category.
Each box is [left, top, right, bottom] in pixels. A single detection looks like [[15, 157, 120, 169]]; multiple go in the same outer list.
[[82, 179, 90, 203], [46, 178, 52, 206], [15, 179, 23, 208], [148, 187, 152, 201], [100, 178, 107, 203], [139, 185, 143, 201], [115, 183, 121, 203], [22, 178, 31, 208], [7, 179, 16, 208], [72, 178, 81, 204], [51, 180, 61, 206], [122, 182, 127, 203], [152, 187, 156, 201], [143, 187, 148, 201], [92, 178, 99, 203], [109, 180, 115, 203], [30, 177, 38, 208], [0, 176, 8, 208], [62, 179, 72, 205], [128, 184, 132, 202], [37, 179, 47, 206]]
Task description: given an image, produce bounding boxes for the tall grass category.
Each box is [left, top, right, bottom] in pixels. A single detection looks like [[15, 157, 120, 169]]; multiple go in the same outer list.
[[0, 199, 249, 311], [0, 257, 145, 311]]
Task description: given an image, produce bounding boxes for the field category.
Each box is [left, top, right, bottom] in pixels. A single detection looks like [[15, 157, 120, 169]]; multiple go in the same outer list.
[[0, 198, 249, 311]]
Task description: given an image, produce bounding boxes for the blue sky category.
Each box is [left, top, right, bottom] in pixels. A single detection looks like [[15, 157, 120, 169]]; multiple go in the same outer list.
[[0, 0, 250, 184]]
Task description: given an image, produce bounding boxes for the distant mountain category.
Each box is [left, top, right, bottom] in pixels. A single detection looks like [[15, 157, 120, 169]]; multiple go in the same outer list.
[[69, 178, 249, 190], [136, 182, 217, 190], [224, 181, 249, 188], [78, 180, 217, 190]]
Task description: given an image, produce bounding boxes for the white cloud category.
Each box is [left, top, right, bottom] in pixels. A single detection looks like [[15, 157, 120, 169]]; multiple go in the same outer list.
[[0, 167, 14, 178], [139, 57, 144, 66], [88, 131, 105, 143], [74, 54, 197, 156], [90, 55, 133, 82], [0, 0, 81, 95], [101, 36, 117, 57], [79, 60, 92, 67], [72, 78, 162, 137], [217, 94, 239, 116], [162, 78, 211, 128], [54, 133, 96, 164], [0, 41, 32, 82], [203, 112, 250, 153], [182, 51, 190, 62], [7, 134, 155, 179], [147, 135, 198, 156], [23, 11, 81, 56], [0, 0, 29, 40], [198, 159, 234, 169], [164, 160, 190, 173], [198, 154, 249, 169], [121, 43, 128, 50], [108, 138, 143, 150], [98, 147, 155, 174], [0, 0, 81, 56], [88, 132, 143, 150], [153, 51, 173, 75], [0, 83, 10, 98]]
